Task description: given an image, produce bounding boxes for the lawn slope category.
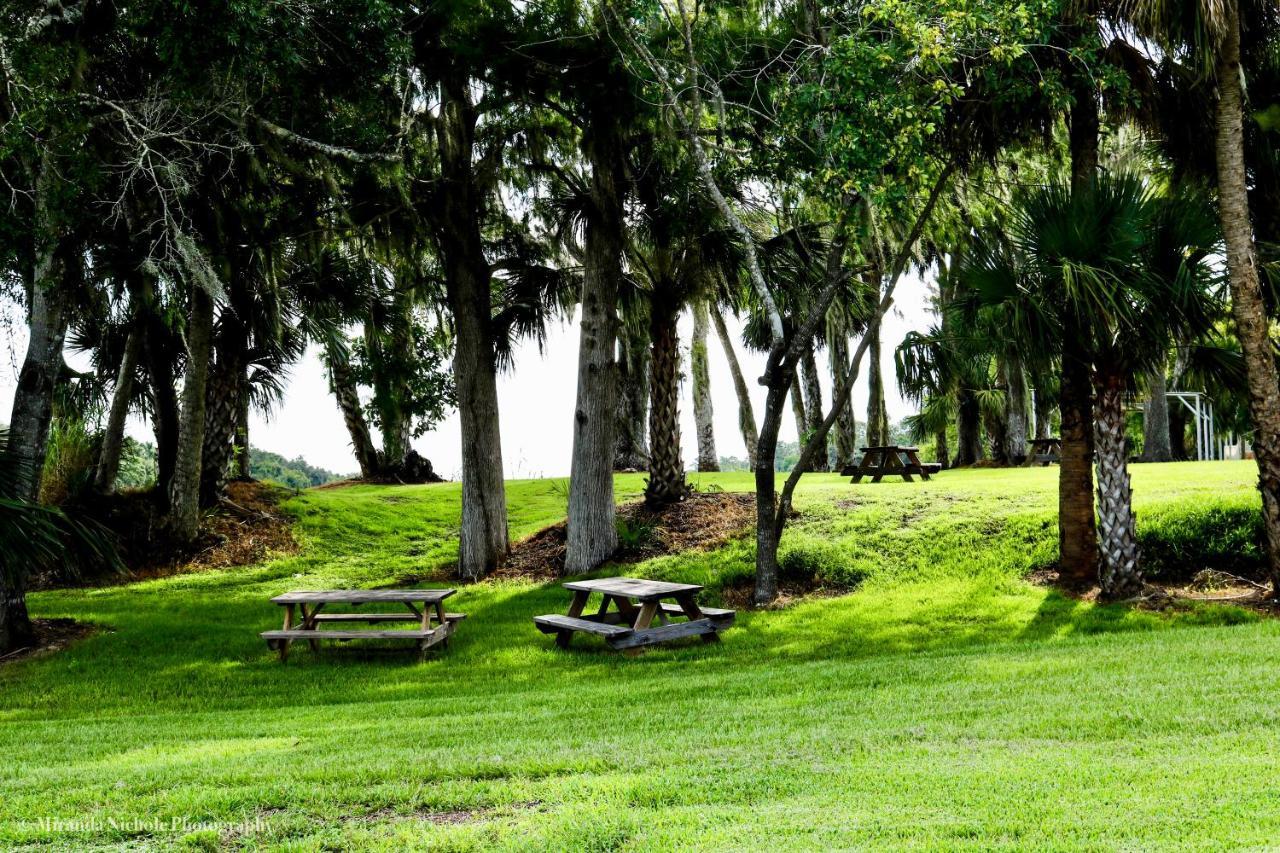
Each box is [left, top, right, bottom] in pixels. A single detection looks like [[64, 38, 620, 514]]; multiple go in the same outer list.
[[3, 463, 1277, 851]]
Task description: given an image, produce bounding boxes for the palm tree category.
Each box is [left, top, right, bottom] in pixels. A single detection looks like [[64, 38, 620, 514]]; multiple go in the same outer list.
[[962, 174, 1220, 597], [1122, 0, 1280, 594]]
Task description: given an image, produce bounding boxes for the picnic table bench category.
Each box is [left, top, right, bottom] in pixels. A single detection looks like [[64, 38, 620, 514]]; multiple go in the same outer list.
[[261, 589, 464, 661], [535, 577, 735, 653], [1028, 437, 1062, 466], [841, 445, 939, 483]]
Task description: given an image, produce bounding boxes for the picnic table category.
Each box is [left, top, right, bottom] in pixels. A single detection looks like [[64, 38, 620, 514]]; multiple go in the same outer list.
[[1028, 437, 1062, 466], [261, 589, 465, 662], [842, 445, 940, 483], [534, 577, 735, 653]]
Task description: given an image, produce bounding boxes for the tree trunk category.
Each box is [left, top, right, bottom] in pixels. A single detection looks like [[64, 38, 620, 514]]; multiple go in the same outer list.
[[1058, 41, 1102, 586], [691, 299, 719, 472], [200, 337, 244, 508], [1140, 368, 1172, 462], [166, 287, 215, 544], [234, 369, 251, 480], [1168, 403, 1189, 460], [827, 317, 858, 471], [866, 324, 886, 447], [437, 70, 508, 578], [790, 373, 807, 448], [954, 389, 984, 466], [1215, 7, 1280, 593], [324, 339, 381, 478], [1033, 386, 1052, 441], [144, 317, 180, 503], [985, 401, 1009, 465], [711, 307, 758, 467], [935, 429, 950, 469], [1094, 370, 1142, 598], [645, 294, 688, 504], [801, 348, 828, 471], [6, 217, 70, 504], [1004, 356, 1029, 465], [94, 323, 142, 493], [753, 371, 792, 604], [566, 110, 625, 573], [613, 317, 650, 470], [1058, 337, 1101, 585]]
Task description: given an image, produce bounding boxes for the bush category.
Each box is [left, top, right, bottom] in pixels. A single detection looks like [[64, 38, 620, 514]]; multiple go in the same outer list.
[[39, 418, 97, 506], [777, 538, 867, 588], [1139, 501, 1265, 580], [615, 517, 656, 550]]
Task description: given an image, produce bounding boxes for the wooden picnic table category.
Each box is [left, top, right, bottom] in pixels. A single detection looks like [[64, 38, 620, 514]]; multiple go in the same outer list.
[[1028, 437, 1062, 466], [534, 577, 735, 653], [261, 589, 465, 662], [843, 445, 940, 483]]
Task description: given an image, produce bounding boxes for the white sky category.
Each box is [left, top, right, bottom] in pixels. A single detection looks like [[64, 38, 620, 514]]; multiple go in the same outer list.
[[0, 273, 935, 479]]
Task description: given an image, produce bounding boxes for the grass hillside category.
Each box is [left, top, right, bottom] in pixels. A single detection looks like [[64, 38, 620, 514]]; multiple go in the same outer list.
[[4, 463, 1278, 850]]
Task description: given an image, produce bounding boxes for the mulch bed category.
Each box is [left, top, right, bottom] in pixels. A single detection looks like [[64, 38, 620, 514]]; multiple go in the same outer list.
[[0, 618, 97, 666], [1030, 566, 1280, 616], [494, 491, 756, 581], [33, 480, 299, 590]]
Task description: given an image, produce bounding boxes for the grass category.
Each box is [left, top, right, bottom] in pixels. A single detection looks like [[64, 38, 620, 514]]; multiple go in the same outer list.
[[3, 462, 1278, 850]]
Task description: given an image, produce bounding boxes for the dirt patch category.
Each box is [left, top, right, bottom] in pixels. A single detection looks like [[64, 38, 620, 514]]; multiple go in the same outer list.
[[0, 618, 96, 666], [720, 579, 844, 610], [496, 492, 756, 580]]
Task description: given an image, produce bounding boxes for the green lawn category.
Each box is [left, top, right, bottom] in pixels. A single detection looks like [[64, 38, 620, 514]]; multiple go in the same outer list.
[[4, 463, 1279, 850]]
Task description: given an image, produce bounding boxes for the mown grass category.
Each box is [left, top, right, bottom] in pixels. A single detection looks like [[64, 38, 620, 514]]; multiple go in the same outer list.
[[3, 462, 1278, 850]]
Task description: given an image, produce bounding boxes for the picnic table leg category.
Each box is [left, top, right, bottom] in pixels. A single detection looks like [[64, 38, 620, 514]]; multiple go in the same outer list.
[[871, 450, 888, 483], [676, 593, 720, 643], [851, 451, 869, 483], [908, 449, 929, 480], [299, 604, 324, 653], [623, 601, 661, 657], [895, 451, 914, 482], [278, 604, 296, 662], [557, 590, 591, 648]]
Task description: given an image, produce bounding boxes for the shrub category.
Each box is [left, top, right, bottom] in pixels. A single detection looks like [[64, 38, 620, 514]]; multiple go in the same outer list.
[[777, 538, 867, 588], [39, 418, 97, 506], [1138, 501, 1265, 580], [615, 516, 656, 550]]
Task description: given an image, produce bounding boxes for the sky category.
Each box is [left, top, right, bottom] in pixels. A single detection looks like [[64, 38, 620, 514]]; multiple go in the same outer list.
[[0, 273, 937, 480]]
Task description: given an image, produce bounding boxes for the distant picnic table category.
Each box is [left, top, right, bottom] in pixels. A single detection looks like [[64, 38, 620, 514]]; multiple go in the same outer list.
[[535, 577, 735, 653], [261, 589, 465, 661], [842, 445, 940, 483], [1028, 437, 1062, 466]]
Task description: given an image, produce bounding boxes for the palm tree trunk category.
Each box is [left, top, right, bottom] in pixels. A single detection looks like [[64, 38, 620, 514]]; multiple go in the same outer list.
[[827, 317, 858, 471], [144, 320, 180, 503], [802, 348, 828, 471], [691, 299, 719, 472], [613, 317, 650, 470], [954, 389, 984, 466], [645, 294, 688, 505], [166, 287, 215, 544], [1215, 7, 1280, 593], [711, 307, 758, 467], [94, 323, 142, 493], [753, 371, 792, 604], [234, 373, 251, 480], [1033, 386, 1052, 441], [200, 339, 244, 508], [1004, 356, 1029, 464], [438, 69, 508, 578], [935, 429, 950, 468], [1140, 368, 1172, 462], [866, 324, 886, 447], [566, 111, 624, 573], [1094, 369, 1141, 598], [323, 339, 381, 477], [1058, 338, 1101, 585]]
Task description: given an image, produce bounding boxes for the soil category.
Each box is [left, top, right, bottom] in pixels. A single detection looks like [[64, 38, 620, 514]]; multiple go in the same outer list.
[[495, 491, 756, 580], [0, 618, 97, 666]]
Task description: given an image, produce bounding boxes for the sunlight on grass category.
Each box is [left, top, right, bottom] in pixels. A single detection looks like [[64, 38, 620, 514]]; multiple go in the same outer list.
[[3, 462, 1278, 849]]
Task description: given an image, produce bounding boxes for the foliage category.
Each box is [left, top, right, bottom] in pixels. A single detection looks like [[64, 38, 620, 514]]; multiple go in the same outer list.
[[37, 419, 96, 506]]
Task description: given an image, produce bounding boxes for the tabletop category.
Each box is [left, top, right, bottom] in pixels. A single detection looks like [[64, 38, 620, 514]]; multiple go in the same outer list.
[[270, 589, 456, 605], [562, 577, 703, 601]]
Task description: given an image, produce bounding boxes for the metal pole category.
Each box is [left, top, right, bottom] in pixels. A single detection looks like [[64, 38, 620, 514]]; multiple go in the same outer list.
[[1195, 394, 1204, 460], [1209, 401, 1216, 460]]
